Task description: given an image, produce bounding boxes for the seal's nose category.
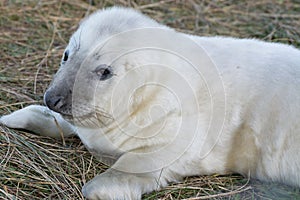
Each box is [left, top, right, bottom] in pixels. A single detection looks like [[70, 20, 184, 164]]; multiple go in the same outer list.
[[44, 88, 70, 113], [44, 91, 61, 112], [44, 92, 61, 111]]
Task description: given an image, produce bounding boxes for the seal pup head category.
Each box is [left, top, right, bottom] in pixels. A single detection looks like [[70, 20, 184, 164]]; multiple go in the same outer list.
[[44, 7, 167, 127]]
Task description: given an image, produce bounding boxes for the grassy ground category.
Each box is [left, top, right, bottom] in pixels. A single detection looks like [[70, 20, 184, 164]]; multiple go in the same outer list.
[[1, 0, 300, 199]]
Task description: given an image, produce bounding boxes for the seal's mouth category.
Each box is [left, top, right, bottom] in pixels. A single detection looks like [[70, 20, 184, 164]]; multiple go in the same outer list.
[[60, 112, 74, 122], [59, 109, 114, 128], [59, 111, 92, 124]]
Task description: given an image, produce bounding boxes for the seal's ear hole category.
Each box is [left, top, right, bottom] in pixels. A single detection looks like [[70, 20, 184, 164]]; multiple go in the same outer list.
[[63, 50, 69, 62], [93, 64, 113, 81]]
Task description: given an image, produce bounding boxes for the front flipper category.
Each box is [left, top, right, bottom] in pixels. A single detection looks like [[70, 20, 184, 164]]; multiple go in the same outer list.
[[82, 153, 172, 200], [0, 105, 76, 138]]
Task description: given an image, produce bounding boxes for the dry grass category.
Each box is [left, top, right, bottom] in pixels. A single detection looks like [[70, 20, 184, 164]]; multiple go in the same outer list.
[[1, 0, 300, 199]]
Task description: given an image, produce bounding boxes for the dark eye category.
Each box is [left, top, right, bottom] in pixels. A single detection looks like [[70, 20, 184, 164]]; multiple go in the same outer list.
[[93, 64, 113, 81], [63, 50, 69, 62]]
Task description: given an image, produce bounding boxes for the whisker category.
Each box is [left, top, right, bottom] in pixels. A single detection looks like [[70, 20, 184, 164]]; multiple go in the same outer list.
[[70, 104, 114, 128], [94, 107, 113, 119]]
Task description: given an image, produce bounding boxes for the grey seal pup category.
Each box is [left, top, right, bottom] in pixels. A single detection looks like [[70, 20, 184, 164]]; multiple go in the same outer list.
[[1, 7, 300, 199]]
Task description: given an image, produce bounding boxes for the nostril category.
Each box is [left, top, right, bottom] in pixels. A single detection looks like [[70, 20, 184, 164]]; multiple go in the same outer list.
[[44, 92, 65, 112], [53, 97, 61, 107], [49, 96, 63, 110]]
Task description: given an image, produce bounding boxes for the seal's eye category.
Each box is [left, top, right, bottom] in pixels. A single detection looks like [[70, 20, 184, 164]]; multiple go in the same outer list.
[[93, 65, 113, 81], [63, 50, 69, 62]]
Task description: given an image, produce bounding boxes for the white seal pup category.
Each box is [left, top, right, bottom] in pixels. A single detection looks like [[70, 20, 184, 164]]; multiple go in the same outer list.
[[1, 7, 300, 200]]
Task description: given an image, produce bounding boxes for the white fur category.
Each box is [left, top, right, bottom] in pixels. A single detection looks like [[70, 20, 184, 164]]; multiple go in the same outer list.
[[1, 7, 300, 200], [0, 105, 76, 138]]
